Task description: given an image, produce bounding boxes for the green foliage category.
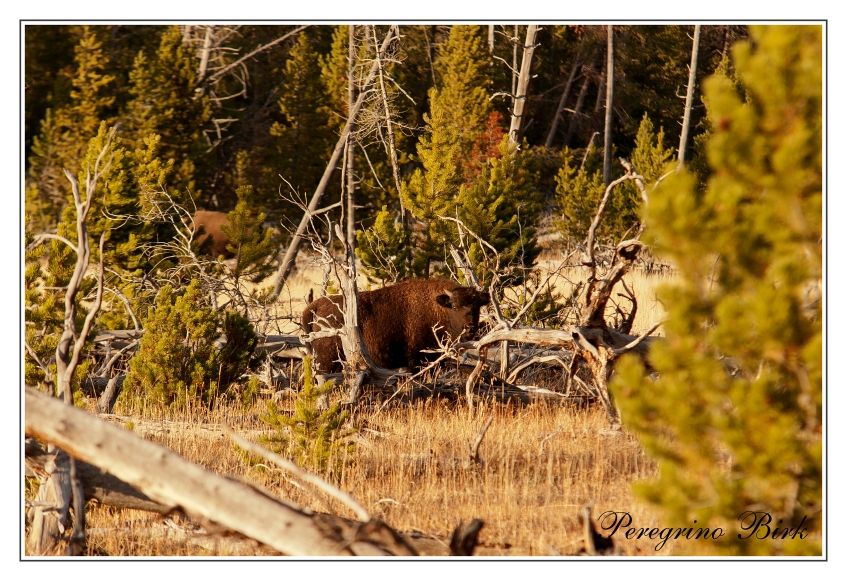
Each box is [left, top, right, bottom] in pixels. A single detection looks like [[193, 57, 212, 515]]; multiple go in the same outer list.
[[612, 25, 822, 556], [123, 280, 258, 408], [432, 25, 493, 173], [355, 205, 411, 286], [219, 186, 278, 284], [124, 26, 211, 195], [242, 375, 261, 408], [399, 25, 496, 278], [26, 27, 116, 230], [271, 32, 333, 196], [554, 114, 672, 245], [260, 357, 355, 477], [553, 145, 607, 243], [457, 136, 543, 286]]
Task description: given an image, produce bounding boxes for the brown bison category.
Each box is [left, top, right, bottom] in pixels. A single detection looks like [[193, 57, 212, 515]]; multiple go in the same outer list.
[[301, 279, 490, 373], [194, 210, 233, 258]]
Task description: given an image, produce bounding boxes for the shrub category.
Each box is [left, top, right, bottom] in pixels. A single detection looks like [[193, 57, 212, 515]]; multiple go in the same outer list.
[[123, 280, 258, 408]]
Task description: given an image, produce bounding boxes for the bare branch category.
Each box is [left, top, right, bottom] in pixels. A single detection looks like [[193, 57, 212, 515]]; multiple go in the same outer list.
[[612, 320, 663, 355], [26, 233, 78, 254], [206, 26, 308, 86]]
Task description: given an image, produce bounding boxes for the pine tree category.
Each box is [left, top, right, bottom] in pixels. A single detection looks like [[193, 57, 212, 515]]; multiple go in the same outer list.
[[400, 97, 463, 277], [397, 26, 497, 277], [122, 280, 258, 409], [218, 185, 279, 306], [124, 26, 211, 197], [553, 144, 607, 244], [612, 25, 822, 556], [260, 356, 355, 476], [431, 25, 493, 183], [457, 136, 543, 286], [270, 32, 333, 198], [554, 114, 672, 245], [26, 27, 116, 230]]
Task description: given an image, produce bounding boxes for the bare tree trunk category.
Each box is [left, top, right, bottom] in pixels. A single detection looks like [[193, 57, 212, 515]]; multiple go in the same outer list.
[[26, 444, 72, 555], [27, 130, 114, 556], [346, 25, 357, 252], [273, 28, 395, 296], [544, 53, 582, 148], [603, 26, 614, 186], [372, 25, 404, 200], [563, 67, 592, 147], [512, 25, 519, 102], [678, 24, 701, 165], [488, 25, 495, 53], [508, 25, 538, 147], [196, 25, 212, 82]]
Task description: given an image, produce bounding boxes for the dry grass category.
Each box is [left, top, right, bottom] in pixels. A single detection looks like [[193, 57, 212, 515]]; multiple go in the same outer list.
[[71, 394, 680, 557]]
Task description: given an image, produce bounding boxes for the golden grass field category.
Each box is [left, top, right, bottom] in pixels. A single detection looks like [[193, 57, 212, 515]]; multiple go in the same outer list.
[[28, 252, 680, 557]]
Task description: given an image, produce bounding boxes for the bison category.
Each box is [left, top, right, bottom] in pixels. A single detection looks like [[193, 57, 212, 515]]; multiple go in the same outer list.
[[193, 210, 233, 258], [301, 279, 491, 373]]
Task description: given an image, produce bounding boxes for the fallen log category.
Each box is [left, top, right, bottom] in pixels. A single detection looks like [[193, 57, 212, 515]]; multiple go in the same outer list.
[[25, 388, 416, 556], [25, 438, 168, 514]]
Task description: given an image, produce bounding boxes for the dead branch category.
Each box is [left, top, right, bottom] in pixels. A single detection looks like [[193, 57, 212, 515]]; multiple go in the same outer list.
[[467, 415, 494, 467], [26, 438, 168, 514]]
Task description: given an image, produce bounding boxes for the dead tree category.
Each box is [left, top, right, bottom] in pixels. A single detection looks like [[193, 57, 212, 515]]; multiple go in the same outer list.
[[678, 24, 702, 165], [603, 25, 615, 186], [544, 38, 585, 148], [26, 129, 114, 555], [461, 158, 662, 422], [273, 27, 397, 295], [508, 25, 539, 147], [287, 190, 404, 404], [187, 25, 309, 153]]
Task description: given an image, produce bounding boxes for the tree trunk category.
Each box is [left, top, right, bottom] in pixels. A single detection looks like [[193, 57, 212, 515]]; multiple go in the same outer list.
[[678, 24, 701, 165], [346, 25, 357, 252], [544, 53, 582, 148], [272, 28, 395, 296], [196, 25, 212, 82], [508, 25, 538, 147], [26, 443, 72, 555], [563, 68, 592, 147], [603, 26, 614, 186]]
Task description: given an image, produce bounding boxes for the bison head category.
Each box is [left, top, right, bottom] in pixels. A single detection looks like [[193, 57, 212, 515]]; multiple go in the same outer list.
[[435, 287, 491, 341]]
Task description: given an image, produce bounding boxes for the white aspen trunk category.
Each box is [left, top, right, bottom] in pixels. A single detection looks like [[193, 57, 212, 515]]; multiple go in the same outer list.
[[602, 26, 614, 186], [197, 26, 213, 82], [508, 25, 539, 147], [678, 24, 702, 165]]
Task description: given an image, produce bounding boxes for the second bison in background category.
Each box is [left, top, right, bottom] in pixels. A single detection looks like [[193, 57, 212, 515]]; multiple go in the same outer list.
[[301, 279, 490, 373]]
